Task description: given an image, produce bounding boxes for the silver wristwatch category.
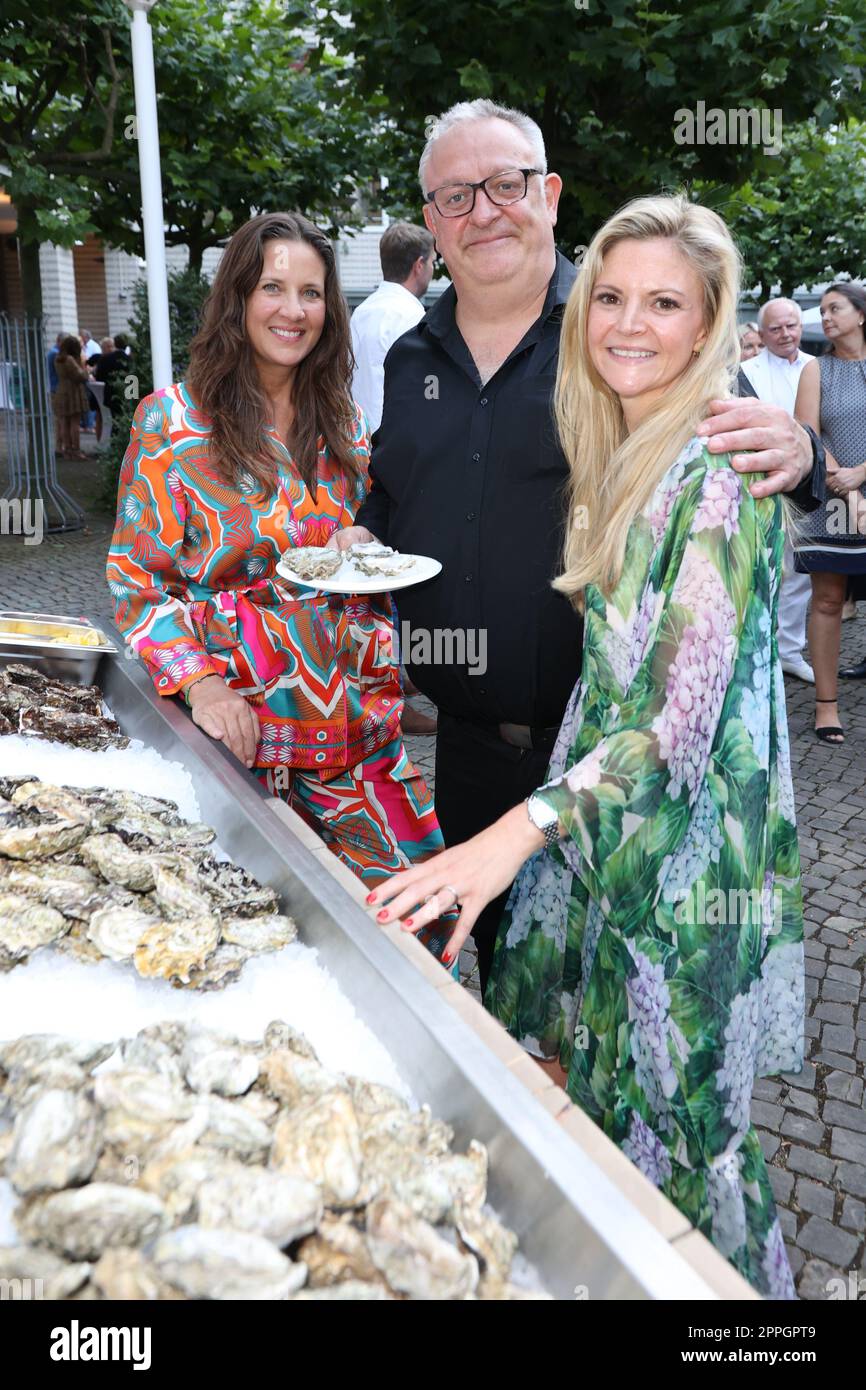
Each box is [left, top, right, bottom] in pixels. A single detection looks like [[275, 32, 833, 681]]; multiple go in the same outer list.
[[526, 793, 560, 850]]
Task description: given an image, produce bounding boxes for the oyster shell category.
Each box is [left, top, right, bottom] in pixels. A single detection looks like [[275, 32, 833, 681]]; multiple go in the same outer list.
[[79, 832, 160, 892], [270, 1090, 362, 1208], [292, 1280, 394, 1300], [152, 1225, 307, 1300], [86, 904, 157, 961], [152, 864, 214, 921], [366, 1197, 479, 1300], [10, 782, 94, 825], [94, 1068, 195, 1148], [0, 1034, 114, 1076], [297, 1213, 385, 1289], [0, 894, 70, 963], [181, 1031, 259, 1097], [0, 1245, 90, 1300], [0, 860, 101, 919], [185, 944, 250, 991], [8, 1088, 103, 1194], [196, 1095, 272, 1161], [18, 1182, 166, 1260], [219, 913, 297, 952], [195, 1162, 322, 1245], [133, 915, 220, 985], [0, 809, 89, 861], [260, 1050, 346, 1109], [284, 546, 343, 581], [456, 1203, 518, 1286], [196, 858, 279, 917], [91, 1246, 185, 1300], [263, 1020, 319, 1060]]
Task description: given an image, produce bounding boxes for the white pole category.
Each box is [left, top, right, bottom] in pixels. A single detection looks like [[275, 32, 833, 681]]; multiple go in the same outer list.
[[126, 1, 172, 388]]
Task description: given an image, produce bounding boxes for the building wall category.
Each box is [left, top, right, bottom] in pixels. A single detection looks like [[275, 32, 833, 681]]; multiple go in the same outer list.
[[38, 243, 78, 345], [73, 236, 110, 341], [104, 246, 145, 339]]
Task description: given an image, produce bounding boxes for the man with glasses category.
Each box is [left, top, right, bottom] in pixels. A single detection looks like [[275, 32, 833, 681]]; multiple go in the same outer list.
[[742, 298, 815, 683], [335, 98, 824, 989]]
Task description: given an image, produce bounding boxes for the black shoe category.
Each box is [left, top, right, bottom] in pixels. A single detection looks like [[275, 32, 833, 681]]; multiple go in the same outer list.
[[839, 657, 866, 679]]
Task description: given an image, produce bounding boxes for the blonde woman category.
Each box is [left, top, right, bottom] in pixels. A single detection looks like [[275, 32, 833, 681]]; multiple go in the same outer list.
[[369, 195, 804, 1298]]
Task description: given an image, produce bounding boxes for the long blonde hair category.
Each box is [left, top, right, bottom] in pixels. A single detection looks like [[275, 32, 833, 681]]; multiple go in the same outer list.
[[554, 194, 742, 604]]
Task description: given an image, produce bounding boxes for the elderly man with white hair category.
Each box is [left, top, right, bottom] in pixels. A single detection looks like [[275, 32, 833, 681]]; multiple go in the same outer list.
[[742, 298, 815, 682], [335, 98, 825, 988]]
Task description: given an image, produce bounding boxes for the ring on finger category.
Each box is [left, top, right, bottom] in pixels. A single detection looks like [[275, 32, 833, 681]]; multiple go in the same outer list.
[[440, 884, 460, 909]]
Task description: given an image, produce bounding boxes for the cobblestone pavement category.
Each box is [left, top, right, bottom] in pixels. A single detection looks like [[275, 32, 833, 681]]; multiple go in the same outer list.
[[2, 440, 864, 1300]]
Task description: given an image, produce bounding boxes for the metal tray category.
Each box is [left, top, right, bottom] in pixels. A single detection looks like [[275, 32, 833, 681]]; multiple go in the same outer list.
[[0, 610, 117, 685]]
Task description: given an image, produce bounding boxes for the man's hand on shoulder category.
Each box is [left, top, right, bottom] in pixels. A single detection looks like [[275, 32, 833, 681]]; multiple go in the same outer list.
[[697, 398, 812, 499]]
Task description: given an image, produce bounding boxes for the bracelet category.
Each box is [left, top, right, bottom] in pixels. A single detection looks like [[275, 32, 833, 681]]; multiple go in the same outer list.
[[182, 672, 216, 705]]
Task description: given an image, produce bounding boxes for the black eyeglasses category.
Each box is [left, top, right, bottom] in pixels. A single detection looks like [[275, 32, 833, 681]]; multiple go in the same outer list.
[[424, 168, 544, 218]]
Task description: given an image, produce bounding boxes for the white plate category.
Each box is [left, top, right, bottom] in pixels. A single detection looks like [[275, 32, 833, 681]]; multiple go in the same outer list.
[[275, 551, 442, 595]]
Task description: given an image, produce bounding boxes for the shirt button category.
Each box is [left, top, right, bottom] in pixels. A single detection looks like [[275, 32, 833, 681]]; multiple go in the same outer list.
[[472, 452, 480, 462], [466, 511, 475, 521], [479, 397, 488, 406], [464, 574, 473, 583]]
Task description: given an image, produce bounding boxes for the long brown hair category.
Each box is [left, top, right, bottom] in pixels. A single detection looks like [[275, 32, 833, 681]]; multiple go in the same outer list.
[[187, 212, 359, 492]]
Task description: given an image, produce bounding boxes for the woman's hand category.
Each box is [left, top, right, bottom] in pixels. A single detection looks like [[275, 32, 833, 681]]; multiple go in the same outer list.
[[187, 675, 260, 768], [367, 803, 545, 964], [829, 463, 866, 496], [327, 525, 376, 552]]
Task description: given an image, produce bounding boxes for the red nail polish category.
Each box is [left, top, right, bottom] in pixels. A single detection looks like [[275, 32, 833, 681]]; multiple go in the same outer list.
[[377, 910, 388, 921], [366, 892, 376, 904], [404, 917, 413, 927], [442, 952, 451, 966]]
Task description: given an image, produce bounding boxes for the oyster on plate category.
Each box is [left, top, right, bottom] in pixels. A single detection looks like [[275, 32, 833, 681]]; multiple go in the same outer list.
[[283, 546, 343, 582]]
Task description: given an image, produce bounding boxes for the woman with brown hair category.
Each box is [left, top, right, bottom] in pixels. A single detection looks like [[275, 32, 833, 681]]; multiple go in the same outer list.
[[106, 211, 456, 968], [794, 281, 866, 740], [54, 335, 90, 460]]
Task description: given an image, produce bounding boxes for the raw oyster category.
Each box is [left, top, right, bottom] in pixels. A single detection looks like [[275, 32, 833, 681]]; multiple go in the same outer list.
[[0, 894, 70, 962], [457, 1203, 518, 1287], [297, 1213, 385, 1289], [185, 944, 250, 991], [87, 903, 157, 961], [348, 542, 415, 578], [0, 808, 90, 861], [284, 546, 343, 582], [18, 1182, 166, 1260], [260, 1049, 346, 1109], [181, 1030, 260, 1097], [0, 1245, 90, 1300], [196, 1095, 272, 1161], [292, 1280, 394, 1300], [0, 1033, 114, 1077], [219, 913, 297, 952], [152, 864, 214, 921], [133, 915, 220, 984], [17, 705, 127, 751], [196, 857, 279, 917], [94, 1068, 195, 1148], [366, 1197, 479, 1300], [10, 782, 94, 825], [270, 1090, 362, 1208], [152, 1225, 307, 1300], [91, 1246, 185, 1300], [0, 860, 101, 919], [195, 1162, 322, 1245], [8, 1088, 103, 1194], [79, 832, 161, 892], [263, 1019, 319, 1060]]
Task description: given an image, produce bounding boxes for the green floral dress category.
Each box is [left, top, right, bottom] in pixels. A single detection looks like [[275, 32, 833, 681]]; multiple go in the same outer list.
[[486, 437, 804, 1300]]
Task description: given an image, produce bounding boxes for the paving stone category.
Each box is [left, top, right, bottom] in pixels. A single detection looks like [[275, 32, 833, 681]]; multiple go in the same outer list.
[[797, 1215, 862, 1267], [804, 957, 825, 979], [804, 1017, 822, 1040], [858, 1039, 866, 1064], [781, 1112, 825, 1146], [822, 1023, 857, 1052], [778, 1207, 799, 1241], [795, 1178, 835, 1221], [825, 1072, 864, 1105], [781, 1061, 817, 1090], [814, 1049, 856, 1073], [829, 947, 865, 968], [768, 1166, 795, 1205], [757, 1129, 780, 1162], [814, 1001, 855, 1027], [752, 1078, 782, 1102], [841, 1196, 866, 1231], [804, 938, 827, 959], [818, 927, 851, 948], [805, 976, 819, 1001], [821, 978, 861, 1005], [824, 1100, 866, 1135], [751, 1099, 785, 1129], [835, 1162, 866, 1198], [784, 1088, 819, 1119], [797, 1258, 846, 1301], [787, 1247, 805, 1278], [826, 962, 860, 985], [831, 1128, 866, 1165], [787, 1146, 834, 1182]]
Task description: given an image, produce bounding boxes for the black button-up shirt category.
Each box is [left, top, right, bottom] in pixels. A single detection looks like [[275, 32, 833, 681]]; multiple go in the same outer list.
[[357, 251, 582, 729]]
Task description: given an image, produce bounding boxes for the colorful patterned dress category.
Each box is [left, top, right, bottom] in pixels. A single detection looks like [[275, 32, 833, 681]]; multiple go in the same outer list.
[[486, 438, 805, 1298], [107, 384, 455, 966]]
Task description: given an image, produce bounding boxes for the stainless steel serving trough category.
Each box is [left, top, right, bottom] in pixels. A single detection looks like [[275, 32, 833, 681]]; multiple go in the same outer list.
[[2, 632, 754, 1301]]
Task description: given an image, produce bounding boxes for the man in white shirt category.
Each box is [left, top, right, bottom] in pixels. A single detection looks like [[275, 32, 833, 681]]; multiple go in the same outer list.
[[742, 298, 815, 683], [351, 223, 435, 433]]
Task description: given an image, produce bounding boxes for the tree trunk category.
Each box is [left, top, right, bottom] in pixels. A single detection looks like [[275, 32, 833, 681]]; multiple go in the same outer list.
[[19, 234, 43, 320], [187, 240, 204, 276]]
